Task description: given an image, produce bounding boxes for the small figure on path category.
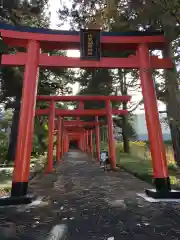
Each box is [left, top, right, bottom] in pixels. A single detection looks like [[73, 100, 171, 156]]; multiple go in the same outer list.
[[100, 151, 111, 171]]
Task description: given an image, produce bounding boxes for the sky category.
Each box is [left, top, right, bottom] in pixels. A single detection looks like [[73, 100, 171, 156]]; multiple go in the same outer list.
[[49, 0, 80, 95], [48, 0, 166, 114], [49, 0, 79, 57]]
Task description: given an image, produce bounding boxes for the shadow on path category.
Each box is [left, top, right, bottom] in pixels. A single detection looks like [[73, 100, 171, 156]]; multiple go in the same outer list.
[[1, 150, 180, 239]]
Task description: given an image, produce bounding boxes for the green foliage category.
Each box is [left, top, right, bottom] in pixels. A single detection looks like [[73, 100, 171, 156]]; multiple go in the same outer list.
[[116, 147, 180, 189], [100, 141, 108, 151], [0, 0, 75, 161], [0, 110, 13, 163], [32, 118, 48, 156]]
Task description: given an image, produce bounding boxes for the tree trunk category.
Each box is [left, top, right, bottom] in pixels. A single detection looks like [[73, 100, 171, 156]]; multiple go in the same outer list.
[[122, 101, 130, 153], [7, 97, 21, 162], [36, 119, 47, 153], [119, 69, 130, 153], [169, 121, 180, 166], [163, 43, 180, 166]]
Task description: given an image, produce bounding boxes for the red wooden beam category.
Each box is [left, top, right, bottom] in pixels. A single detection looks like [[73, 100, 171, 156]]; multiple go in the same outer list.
[[54, 130, 87, 135], [39, 55, 139, 69], [68, 131, 95, 134], [54, 128, 87, 132], [37, 95, 131, 102], [1, 54, 173, 69], [67, 129, 86, 133], [68, 136, 81, 140], [66, 127, 95, 132], [150, 56, 173, 69], [36, 109, 128, 116], [68, 134, 83, 136], [68, 136, 84, 138], [0, 29, 167, 51], [55, 120, 104, 127], [68, 130, 85, 133], [65, 133, 85, 137], [2, 53, 27, 66]]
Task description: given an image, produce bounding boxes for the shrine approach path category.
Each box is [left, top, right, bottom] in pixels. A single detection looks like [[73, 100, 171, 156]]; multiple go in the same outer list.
[[1, 150, 180, 239]]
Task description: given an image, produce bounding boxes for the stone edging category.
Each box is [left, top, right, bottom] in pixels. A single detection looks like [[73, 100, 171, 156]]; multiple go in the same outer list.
[[46, 224, 68, 240]]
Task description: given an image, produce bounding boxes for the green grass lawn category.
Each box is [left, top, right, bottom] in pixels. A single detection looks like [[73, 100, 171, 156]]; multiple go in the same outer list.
[[0, 155, 47, 194], [0, 168, 13, 193], [116, 151, 180, 189]]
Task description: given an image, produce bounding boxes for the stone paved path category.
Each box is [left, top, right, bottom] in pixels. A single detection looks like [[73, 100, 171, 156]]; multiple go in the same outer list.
[[1, 150, 180, 239]]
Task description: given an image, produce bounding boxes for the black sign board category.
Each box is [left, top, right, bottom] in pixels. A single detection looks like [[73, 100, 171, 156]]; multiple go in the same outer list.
[[80, 29, 101, 61]]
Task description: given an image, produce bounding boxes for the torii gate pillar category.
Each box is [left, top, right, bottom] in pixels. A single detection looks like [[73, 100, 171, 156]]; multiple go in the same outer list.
[[11, 40, 40, 204], [138, 43, 170, 197], [95, 116, 101, 162], [106, 100, 116, 170], [56, 117, 62, 162], [46, 101, 55, 173]]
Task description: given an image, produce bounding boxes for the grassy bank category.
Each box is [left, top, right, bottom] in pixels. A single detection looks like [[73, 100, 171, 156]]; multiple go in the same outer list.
[[116, 142, 180, 189], [0, 155, 47, 196]]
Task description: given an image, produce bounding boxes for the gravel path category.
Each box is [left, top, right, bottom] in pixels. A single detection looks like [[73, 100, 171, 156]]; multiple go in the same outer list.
[[1, 150, 180, 239]]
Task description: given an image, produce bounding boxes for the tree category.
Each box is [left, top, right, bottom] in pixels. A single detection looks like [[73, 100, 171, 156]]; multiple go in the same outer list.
[[83, 1, 180, 166], [0, 1, 75, 162], [0, 0, 49, 161], [57, 0, 180, 166], [118, 70, 130, 153], [126, 0, 180, 165], [0, 0, 49, 18], [0, 109, 13, 164]]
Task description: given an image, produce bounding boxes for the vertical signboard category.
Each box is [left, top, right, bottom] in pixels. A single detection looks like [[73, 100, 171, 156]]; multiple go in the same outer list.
[[80, 29, 101, 61]]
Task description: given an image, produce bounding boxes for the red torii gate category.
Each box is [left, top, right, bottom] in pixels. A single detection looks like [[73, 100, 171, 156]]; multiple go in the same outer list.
[[53, 121, 100, 169], [36, 95, 130, 173], [0, 23, 176, 205], [64, 127, 95, 154], [57, 121, 101, 154], [54, 119, 104, 160]]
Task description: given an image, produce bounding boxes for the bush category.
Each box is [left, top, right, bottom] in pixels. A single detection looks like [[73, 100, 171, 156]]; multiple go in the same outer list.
[[0, 129, 9, 164], [115, 140, 176, 167]]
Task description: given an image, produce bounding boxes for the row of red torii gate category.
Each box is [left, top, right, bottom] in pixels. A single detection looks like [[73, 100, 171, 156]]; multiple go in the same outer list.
[[0, 23, 178, 205], [36, 95, 130, 173]]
